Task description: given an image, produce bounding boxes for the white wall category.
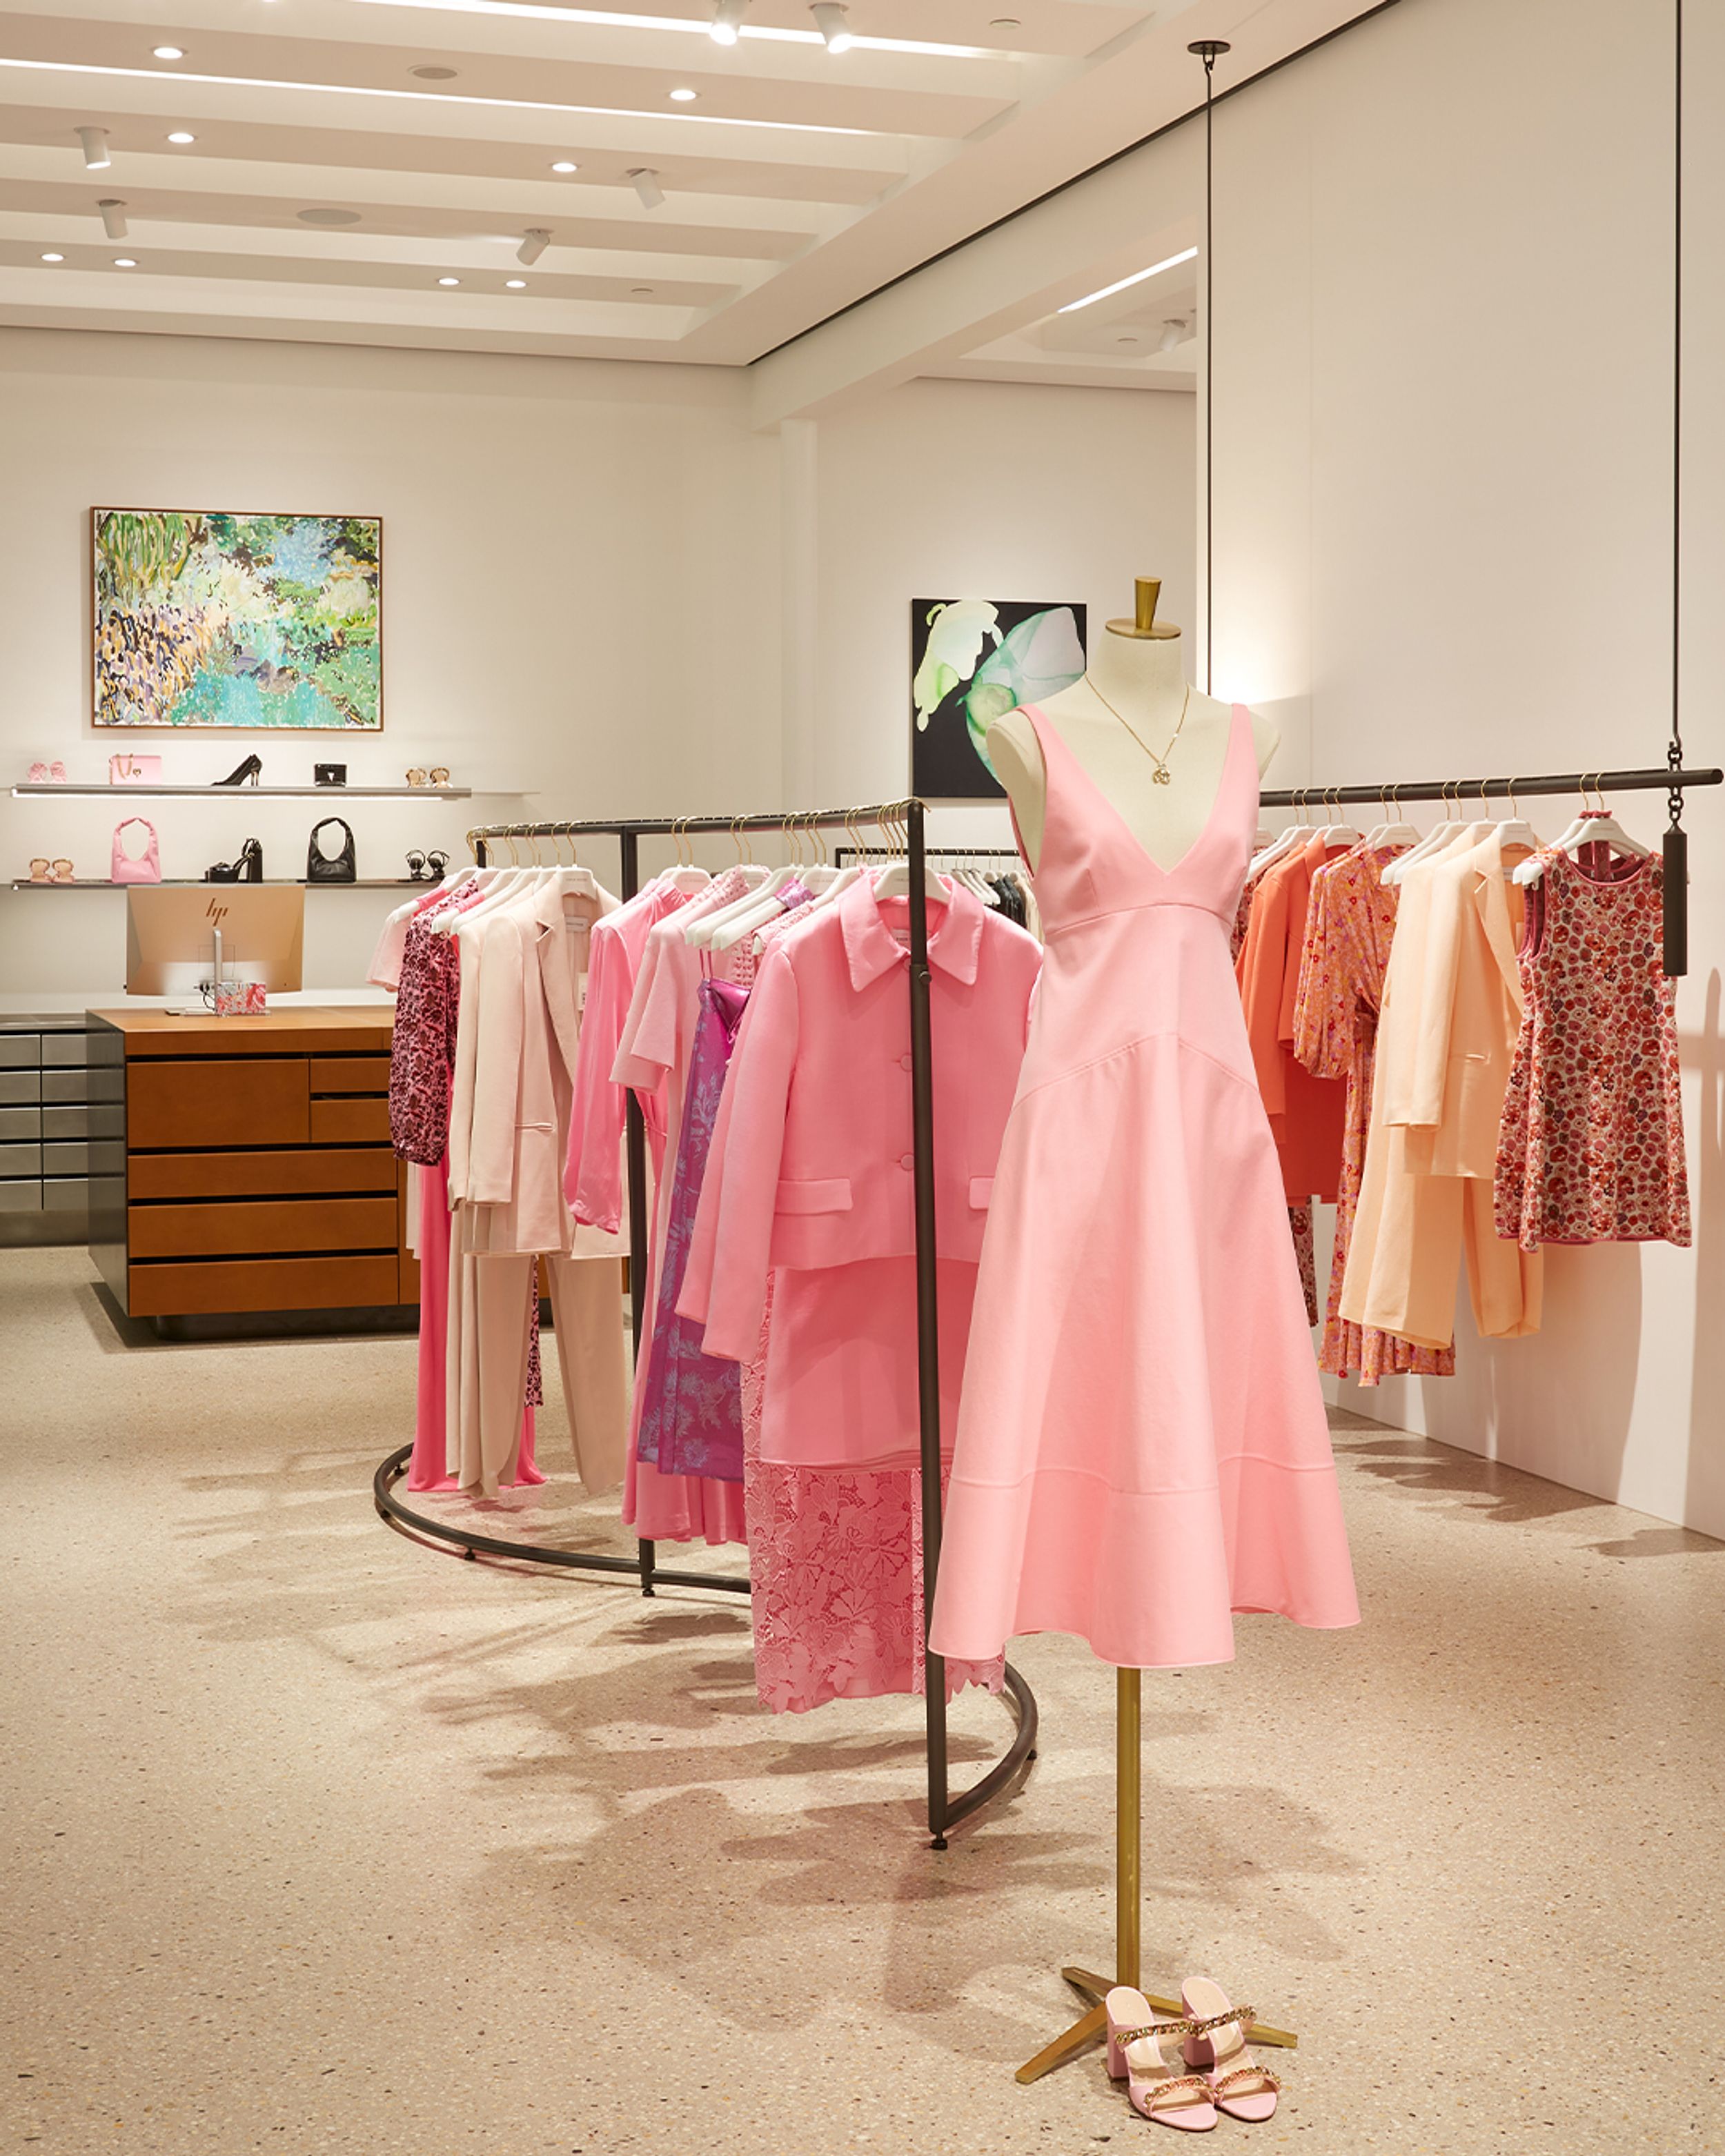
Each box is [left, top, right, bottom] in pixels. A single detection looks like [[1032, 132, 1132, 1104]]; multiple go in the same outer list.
[[0, 329, 781, 996], [804, 375, 1196, 833], [1208, 0, 1725, 1535]]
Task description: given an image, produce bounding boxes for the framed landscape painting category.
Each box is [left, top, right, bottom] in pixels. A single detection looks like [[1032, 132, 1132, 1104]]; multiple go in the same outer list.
[[910, 597, 1086, 801], [92, 507, 383, 730]]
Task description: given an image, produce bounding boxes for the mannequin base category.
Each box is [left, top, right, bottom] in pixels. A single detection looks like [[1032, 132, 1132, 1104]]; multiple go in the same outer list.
[[1014, 1967, 1297, 2085]]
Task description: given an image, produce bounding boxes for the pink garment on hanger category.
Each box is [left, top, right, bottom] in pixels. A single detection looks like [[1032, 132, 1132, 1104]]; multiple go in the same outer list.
[[565, 878, 693, 1227], [611, 870, 760, 1545], [734, 900, 1004, 1714], [406, 1149, 540, 1492]]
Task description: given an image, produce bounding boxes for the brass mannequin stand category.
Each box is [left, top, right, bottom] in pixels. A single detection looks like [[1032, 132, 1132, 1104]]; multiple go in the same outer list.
[[1015, 1671, 1298, 2084]]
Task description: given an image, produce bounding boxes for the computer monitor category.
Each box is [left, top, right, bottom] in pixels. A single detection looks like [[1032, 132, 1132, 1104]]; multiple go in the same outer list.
[[126, 886, 306, 996]]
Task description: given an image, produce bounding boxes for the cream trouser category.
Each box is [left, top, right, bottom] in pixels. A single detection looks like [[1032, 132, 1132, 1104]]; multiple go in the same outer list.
[[446, 1243, 629, 1499]]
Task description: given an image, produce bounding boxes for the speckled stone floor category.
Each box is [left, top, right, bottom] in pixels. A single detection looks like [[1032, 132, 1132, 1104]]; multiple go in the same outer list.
[[3, 1244, 1722, 2154]]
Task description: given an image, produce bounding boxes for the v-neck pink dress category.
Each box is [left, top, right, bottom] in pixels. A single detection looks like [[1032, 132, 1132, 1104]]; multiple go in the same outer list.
[[929, 704, 1360, 1669]]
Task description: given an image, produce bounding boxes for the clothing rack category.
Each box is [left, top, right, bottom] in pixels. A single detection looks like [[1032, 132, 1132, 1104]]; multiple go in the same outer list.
[[1261, 763, 1722, 976], [372, 798, 1038, 1848]]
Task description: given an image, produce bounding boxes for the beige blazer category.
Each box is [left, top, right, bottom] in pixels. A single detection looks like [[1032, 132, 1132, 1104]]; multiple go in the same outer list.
[[453, 876, 626, 1258]]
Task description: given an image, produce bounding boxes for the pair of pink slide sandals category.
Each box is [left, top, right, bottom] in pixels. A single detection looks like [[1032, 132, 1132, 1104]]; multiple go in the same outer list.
[[1105, 1979, 1281, 2130]]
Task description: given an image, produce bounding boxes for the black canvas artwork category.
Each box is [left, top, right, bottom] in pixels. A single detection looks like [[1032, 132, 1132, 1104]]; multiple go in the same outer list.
[[910, 598, 1087, 802]]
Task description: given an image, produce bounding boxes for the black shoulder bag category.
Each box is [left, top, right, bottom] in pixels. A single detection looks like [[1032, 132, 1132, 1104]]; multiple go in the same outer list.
[[306, 817, 357, 884]]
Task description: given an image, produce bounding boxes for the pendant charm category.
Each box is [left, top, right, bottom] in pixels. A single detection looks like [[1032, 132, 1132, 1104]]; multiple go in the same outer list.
[[1152, 767, 1172, 785]]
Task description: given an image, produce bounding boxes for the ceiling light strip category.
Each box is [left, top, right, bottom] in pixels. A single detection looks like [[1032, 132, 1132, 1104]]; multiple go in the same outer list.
[[339, 0, 989, 59], [0, 55, 882, 135], [1055, 246, 1197, 314]]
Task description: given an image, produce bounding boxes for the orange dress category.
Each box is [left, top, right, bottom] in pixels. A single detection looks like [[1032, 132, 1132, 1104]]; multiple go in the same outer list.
[[1236, 840, 1347, 1205]]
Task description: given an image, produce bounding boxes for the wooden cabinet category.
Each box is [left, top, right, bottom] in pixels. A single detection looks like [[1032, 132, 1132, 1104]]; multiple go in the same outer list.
[[89, 1007, 415, 1329]]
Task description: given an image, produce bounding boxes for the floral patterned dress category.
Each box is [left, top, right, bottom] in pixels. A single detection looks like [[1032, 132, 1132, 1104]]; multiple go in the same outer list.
[[1292, 845, 1457, 1385], [1495, 846, 1690, 1249]]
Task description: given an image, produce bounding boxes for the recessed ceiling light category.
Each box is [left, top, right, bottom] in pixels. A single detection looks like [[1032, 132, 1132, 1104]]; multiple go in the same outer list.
[[411, 63, 457, 78], [166, 129, 195, 143], [631, 284, 653, 294], [1116, 335, 1138, 345], [40, 250, 65, 262], [297, 206, 362, 224], [112, 256, 137, 267], [152, 45, 184, 60], [505, 277, 526, 288], [1057, 246, 1199, 315], [669, 85, 698, 100], [550, 159, 578, 172], [437, 275, 460, 285], [991, 16, 1021, 26]]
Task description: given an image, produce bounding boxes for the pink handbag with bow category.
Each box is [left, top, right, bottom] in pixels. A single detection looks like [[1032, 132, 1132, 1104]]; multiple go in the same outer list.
[[110, 817, 162, 884]]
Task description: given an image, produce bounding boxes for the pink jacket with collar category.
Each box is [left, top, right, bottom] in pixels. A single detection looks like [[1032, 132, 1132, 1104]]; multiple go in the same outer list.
[[678, 877, 1041, 1364]]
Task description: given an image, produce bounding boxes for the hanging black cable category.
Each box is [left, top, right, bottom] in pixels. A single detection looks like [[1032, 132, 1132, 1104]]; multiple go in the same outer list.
[[1664, 0, 1688, 976], [1189, 39, 1229, 695]]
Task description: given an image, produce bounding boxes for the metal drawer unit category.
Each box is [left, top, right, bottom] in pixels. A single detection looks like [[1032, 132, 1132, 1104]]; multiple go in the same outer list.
[[0, 1020, 96, 1242]]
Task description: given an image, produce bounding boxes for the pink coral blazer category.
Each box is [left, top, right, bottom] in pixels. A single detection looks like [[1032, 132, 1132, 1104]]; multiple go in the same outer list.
[[678, 876, 1041, 1363]]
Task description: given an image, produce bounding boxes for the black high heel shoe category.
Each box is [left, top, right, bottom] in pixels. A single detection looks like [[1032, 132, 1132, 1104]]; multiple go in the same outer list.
[[215, 753, 263, 787]]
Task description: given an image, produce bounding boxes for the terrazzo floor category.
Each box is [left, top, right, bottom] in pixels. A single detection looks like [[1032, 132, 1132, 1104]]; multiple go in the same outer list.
[[3, 1243, 1722, 2154]]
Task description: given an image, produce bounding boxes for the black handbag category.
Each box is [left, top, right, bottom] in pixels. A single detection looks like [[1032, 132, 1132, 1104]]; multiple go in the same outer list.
[[306, 816, 357, 884], [205, 838, 264, 884]]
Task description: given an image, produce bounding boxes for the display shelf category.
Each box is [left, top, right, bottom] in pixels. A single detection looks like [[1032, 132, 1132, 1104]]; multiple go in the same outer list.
[[10, 878, 431, 891], [12, 783, 473, 800]]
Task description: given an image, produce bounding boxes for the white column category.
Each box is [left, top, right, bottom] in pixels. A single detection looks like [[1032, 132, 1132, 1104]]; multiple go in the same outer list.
[[778, 416, 818, 810]]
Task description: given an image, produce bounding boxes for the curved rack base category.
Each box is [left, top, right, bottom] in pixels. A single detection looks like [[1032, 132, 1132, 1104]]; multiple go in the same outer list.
[[373, 1442, 1038, 1841]]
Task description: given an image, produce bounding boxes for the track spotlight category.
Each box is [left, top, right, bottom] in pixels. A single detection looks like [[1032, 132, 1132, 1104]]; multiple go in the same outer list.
[[76, 126, 110, 171], [98, 199, 128, 240], [809, 3, 853, 52], [709, 0, 747, 43], [627, 168, 664, 210], [517, 228, 550, 266], [1157, 318, 1190, 353]]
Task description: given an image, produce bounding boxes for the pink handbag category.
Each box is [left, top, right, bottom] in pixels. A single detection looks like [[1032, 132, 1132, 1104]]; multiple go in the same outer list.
[[110, 817, 162, 884], [110, 753, 163, 784]]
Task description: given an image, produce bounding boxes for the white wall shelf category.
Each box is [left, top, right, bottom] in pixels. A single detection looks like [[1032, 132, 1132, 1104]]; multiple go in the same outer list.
[[12, 783, 473, 800], [10, 878, 434, 891]]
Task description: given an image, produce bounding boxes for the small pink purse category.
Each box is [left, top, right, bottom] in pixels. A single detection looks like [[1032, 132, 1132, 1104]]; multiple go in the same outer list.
[[110, 816, 162, 884], [110, 753, 163, 784]]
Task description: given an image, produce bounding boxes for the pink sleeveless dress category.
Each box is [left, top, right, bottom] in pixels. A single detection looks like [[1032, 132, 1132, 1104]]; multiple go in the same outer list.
[[929, 704, 1360, 1670]]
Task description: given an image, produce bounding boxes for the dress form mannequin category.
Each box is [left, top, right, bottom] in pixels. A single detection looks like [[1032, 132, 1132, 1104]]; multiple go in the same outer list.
[[988, 579, 1279, 872]]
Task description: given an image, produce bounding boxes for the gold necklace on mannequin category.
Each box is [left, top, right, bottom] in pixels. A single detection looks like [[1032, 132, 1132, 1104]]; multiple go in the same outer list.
[[1085, 679, 1192, 785]]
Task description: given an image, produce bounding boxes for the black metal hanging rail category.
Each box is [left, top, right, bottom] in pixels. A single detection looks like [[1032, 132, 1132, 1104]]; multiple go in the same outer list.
[[1261, 765, 1722, 809], [373, 798, 1038, 1848]]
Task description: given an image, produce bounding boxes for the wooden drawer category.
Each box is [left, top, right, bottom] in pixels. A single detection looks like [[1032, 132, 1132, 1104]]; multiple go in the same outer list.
[[309, 1055, 391, 1094], [129, 1194, 399, 1259], [130, 1148, 400, 1200], [128, 1253, 401, 1318], [129, 1058, 308, 1148], [308, 1096, 391, 1144]]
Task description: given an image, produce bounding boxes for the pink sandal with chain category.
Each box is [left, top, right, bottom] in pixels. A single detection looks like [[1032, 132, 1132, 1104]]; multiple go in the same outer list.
[[1104, 1988, 1218, 2130], [1180, 1978, 1282, 2122]]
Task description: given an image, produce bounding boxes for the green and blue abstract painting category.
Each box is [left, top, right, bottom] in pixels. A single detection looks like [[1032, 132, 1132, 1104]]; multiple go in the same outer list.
[[93, 508, 382, 730], [910, 598, 1086, 800]]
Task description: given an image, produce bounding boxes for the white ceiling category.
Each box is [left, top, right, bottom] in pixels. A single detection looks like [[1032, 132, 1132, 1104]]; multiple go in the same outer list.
[[0, 0, 1374, 375], [0, 0, 1189, 361]]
